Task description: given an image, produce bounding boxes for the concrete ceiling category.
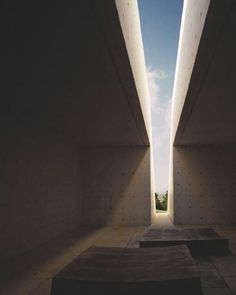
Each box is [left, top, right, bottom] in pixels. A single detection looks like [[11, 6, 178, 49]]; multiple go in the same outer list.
[[175, 0, 236, 145], [1, 0, 149, 146]]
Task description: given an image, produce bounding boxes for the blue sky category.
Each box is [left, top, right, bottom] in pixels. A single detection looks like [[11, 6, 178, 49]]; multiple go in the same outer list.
[[138, 0, 183, 194]]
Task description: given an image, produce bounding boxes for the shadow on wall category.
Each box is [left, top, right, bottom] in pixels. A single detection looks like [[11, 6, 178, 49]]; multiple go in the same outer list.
[[173, 146, 236, 225], [82, 146, 151, 226], [0, 132, 82, 262]]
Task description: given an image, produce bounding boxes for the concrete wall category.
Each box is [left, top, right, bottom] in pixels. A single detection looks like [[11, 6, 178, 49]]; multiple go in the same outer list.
[[169, 0, 210, 221], [115, 0, 155, 222], [82, 147, 151, 226], [169, 0, 236, 225], [171, 0, 210, 143], [0, 0, 154, 263], [168, 146, 174, 222], [115, 0, 152, 141], [0, 134, 82, 262], [173, 146, 236, 225], [172, 0, 236, 145]]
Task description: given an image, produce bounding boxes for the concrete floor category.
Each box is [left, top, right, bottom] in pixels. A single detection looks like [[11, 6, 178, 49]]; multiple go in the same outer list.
[[1, 214, 236, 295]]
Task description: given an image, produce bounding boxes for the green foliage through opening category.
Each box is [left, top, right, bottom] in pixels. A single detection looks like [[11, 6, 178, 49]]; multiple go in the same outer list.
[[155, 191, 168, 212]]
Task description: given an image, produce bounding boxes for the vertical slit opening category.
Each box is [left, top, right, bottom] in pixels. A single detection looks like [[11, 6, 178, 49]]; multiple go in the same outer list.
[[138, 0, 183, 213]]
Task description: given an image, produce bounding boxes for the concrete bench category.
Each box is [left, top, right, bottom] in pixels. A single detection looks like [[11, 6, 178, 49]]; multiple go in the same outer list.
[[51, 245, 201, 294], [139, 228, 229, 256]]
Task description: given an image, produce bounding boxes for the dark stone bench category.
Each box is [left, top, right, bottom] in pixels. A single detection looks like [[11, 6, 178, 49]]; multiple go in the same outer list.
[[139, 228, 229, 256], [51, 245, 201, 294]]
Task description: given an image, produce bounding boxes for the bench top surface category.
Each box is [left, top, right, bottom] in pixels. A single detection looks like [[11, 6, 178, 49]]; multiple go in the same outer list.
[[141, 228, 226, 242], [54, 245, 199, 282]]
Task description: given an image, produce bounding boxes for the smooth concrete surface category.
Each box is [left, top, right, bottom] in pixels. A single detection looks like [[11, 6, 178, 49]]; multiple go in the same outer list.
[[168, 146, 175, 223], [1, 225, 236, 295], [82, 147, 151, 226], [51, 245, 201, 295], [171, 0, 210, 144], [1, 0, 150, 146], [1, 0, 153, 263], [115, 0, 152, 141], [173, 146, 236, 225], [174, 0, 236, 145], [0, 135, 82, 263], [170, 0, 236, 226], [140, 228, 229, 256], [152, 213, 174, 228], [114, 0, 156, 223]]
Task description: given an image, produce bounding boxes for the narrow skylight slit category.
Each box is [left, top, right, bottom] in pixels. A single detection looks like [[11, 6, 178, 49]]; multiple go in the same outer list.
[[138, 0, 183, 213]]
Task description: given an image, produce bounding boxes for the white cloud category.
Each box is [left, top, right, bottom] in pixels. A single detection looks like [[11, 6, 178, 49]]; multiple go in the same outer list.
[[156, 69, 169, 80], [146, 67, 172, 193], [146, 68, 160, 108], [146, 67, 171, 141]]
